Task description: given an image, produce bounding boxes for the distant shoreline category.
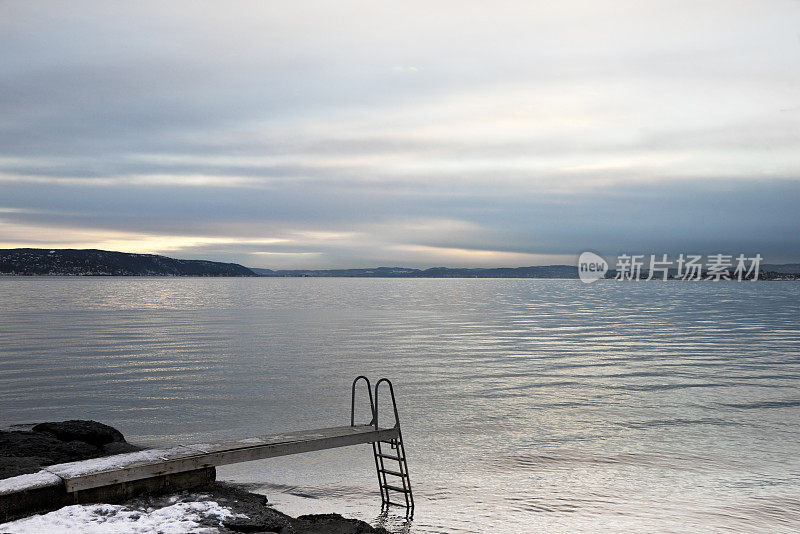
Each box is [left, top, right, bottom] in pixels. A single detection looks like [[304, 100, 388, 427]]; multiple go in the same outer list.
[[0, 248, 256, 277], [2, 273, 798, 280], [2, 248, 799, 279]]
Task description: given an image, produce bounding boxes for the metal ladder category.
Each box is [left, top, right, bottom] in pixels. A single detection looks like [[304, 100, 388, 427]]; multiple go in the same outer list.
[[351, 376, 414, 511]]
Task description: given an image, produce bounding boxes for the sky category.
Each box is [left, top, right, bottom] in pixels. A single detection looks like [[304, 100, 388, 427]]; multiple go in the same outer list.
[[1, 1, 799, 268]]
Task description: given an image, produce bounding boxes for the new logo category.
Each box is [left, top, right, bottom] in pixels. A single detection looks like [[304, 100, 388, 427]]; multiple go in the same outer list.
[[578, 252, 608, 283]]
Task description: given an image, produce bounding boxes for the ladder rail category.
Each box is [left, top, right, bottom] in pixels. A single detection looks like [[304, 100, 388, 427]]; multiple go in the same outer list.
[[373, 442, 388, 503], [350, 376, 414, 512], [396, 437, 413, 508], [373, 378, 400, 430], [373, 378, 414, 511], [350, 375, 376, 427], [352, 376, 385, 503]]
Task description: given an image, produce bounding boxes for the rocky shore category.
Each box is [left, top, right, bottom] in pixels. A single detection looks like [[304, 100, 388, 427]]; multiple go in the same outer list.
[[0, 421, 389, 533], [0, 420, 141, 480]]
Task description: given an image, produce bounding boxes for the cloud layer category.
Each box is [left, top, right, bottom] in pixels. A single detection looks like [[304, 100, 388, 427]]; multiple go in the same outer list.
[[2, 1, 799, 267]]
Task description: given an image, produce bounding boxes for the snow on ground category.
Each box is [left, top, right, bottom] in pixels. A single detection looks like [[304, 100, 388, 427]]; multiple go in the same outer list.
[[0, 493, 247, 533]]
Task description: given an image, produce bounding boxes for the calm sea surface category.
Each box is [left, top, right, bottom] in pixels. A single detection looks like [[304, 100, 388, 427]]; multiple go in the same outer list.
[[1, 278, 799, 533]]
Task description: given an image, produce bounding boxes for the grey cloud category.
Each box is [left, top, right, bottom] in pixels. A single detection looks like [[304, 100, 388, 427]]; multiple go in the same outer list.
[[1, 1, 799, 266], [2, 178, 799, 265]]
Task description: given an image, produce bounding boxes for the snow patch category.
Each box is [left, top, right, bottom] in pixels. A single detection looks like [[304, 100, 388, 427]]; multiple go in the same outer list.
[[238, 437, 265, 444], [0, 471, 61, 494], [0, 496, 246, 534], [43, 446, 203, 478]]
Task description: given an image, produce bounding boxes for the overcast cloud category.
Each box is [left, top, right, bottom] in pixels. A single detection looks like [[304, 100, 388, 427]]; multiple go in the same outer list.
[[1, 1, 799, 268]]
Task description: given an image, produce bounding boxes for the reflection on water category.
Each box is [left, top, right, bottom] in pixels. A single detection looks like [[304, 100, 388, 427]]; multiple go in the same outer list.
[[1, 278, 799, 533]]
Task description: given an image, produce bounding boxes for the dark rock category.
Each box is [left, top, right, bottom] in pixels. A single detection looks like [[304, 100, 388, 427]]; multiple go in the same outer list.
[[0, 456, 46, 479], [101, 441, 141, 455], [222, 517, 289, 532], [32, 420, 126, 446], [295, 514, 391, 534], [208, 484, 390, 534], [0, 430, 100, 465], [197, 483, 292, 533], [0, 420, 140, 479]]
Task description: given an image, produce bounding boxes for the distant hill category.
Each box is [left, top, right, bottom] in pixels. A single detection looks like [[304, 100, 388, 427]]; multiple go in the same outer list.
[[762, 263, 800, 274], [250, 265, 579, 278], [5, 249, 795, 278], [0, 249, 256, 276], [251, 263, 800, 279]]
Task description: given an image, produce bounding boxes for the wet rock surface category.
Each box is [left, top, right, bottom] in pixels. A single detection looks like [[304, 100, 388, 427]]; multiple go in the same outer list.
[[0, 420, 140, 479], [206, 483, 391, 534], [31, 420, 126, 446], [294, 513, 392, 534]]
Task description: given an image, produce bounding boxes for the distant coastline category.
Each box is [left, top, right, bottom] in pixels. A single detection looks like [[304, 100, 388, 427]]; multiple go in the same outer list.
[[251, 265, 579, 278], [1, 248, 799, 279], [0, 248, 256, 277]]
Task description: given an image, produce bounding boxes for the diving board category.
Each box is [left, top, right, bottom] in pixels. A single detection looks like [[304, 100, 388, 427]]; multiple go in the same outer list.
[[44, 424, 399, 493], [1, 376, 413, 522]]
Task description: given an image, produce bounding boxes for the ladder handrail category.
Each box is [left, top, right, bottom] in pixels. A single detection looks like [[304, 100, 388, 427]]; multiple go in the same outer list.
[[353, 376, 413, 511], [373, 378, 401, 430], [351, 375, 376, 427]]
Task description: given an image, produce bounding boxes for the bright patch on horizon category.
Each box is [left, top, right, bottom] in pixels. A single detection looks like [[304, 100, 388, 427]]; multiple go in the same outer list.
[[0, 219, 289, 254], [392, 245, 573, 267], [251, 251, 322, 256]]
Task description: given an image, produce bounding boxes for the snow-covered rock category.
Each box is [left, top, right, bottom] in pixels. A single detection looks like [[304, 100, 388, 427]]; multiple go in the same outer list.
[[0, 493, 244, 534]]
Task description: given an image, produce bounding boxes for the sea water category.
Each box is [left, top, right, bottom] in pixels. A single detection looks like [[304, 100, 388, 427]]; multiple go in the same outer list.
[[1, 278, 798, 533]]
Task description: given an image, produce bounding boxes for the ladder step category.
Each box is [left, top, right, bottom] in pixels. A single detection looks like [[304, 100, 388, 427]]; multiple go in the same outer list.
[[382, 484, 409, 493], [379, 468, 404, 477], [384, 500, 407, 507], [377, 453, 402, 461]]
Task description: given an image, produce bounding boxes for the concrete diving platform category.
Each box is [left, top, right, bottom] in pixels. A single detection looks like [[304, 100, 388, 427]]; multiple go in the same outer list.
[[0, 376, 414, 522], [50, 424, 399, 492]]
